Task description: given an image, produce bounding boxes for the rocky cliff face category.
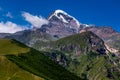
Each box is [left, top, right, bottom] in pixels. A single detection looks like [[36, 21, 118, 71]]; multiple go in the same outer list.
[[54, 31, 106, 55], [85, 27, 120, 54]]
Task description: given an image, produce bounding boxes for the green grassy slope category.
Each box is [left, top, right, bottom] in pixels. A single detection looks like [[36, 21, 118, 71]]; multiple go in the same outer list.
[[0, 39, 30, 55], [0, 39, 43, 80], [0, 39, 81, 80], [68, 51, 120, 80], [0, 56, 44, 80]]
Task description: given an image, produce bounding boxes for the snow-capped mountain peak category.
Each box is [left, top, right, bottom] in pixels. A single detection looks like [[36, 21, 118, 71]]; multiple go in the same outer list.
[[54, 9, 68, 16], [48, 9, 80, 28]]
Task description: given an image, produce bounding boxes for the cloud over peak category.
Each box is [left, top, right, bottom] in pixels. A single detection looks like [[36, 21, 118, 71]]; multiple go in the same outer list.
[[0, 11, 49, 33], [0, 21, 26, 33], [22, 12, 49, 28]]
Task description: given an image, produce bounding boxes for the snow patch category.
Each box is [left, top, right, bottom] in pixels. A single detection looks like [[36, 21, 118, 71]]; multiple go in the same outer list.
[[105, 44, 118, 53], [59, 15, 69, 23]]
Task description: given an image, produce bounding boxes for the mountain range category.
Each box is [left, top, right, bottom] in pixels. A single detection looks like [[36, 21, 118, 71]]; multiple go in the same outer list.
[[0, 9, 120, 80]]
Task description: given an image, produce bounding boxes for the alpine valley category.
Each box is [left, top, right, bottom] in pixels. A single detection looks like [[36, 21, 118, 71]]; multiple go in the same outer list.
[[0, 10, 120, 80]]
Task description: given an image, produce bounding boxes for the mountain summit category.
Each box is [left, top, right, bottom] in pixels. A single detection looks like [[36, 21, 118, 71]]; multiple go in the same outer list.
[[40, 9, 90, 38], [48, 9, 80, 28]]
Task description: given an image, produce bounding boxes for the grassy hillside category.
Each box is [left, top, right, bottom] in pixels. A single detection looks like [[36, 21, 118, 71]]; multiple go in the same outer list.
[[0, 56, 44, 80], [0, 39, 81, 80], [0, 39, 30, 55], [68, 51, 120, 80], [0, 39, 44, 80]]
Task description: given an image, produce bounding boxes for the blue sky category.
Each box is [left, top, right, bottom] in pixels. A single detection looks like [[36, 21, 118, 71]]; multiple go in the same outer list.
[[0, 0, 120, 33]]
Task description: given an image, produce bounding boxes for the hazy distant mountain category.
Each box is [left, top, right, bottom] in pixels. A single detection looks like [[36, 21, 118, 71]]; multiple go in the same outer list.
[[0, 33, 11, 38], [5, 29, 54, 48]]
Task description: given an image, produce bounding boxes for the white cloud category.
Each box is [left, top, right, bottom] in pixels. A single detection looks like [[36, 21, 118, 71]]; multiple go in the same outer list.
[[0, 21, 27, 33], [6, 12, 13, 18], [22, 12, 49, 28]]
